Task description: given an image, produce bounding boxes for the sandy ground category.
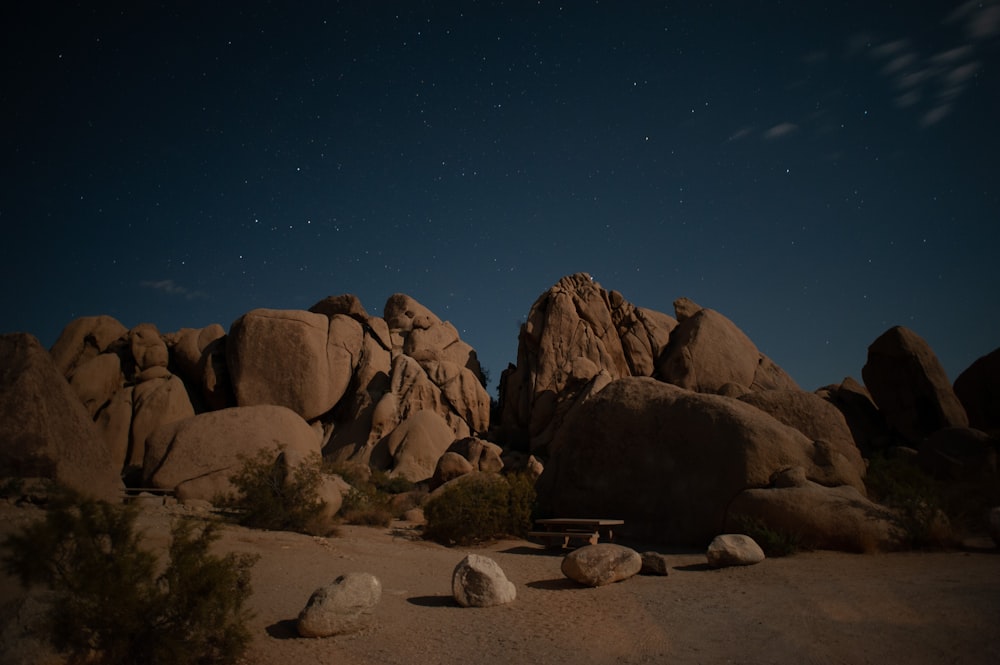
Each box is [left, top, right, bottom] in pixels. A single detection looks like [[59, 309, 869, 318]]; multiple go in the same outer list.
[[2, 500, 999, 665]]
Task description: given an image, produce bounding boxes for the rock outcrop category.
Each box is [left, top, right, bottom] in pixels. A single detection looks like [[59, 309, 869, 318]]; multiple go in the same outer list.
[[954, 347, 1000, 435], [143, 405, 321, 501], [537, 377, 865, 545], [49, 315, 128, 376], [862, 326, 968, 444], [657, 300, 799, 394], [725, 467, 904, 552], [738, 389, 865, 477], [227, 309, 361, 421], [0, 333, 120, 500], [498, 273, 676, 455]]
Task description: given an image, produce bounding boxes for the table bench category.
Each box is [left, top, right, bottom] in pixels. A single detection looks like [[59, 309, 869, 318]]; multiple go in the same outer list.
[[527, 518, 625, 549]]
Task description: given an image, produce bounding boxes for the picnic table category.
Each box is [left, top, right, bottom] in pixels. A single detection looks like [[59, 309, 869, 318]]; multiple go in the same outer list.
[[527, 518, 625, 549]]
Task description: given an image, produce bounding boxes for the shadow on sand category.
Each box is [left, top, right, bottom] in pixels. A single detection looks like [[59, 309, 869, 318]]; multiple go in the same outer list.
[[265, 619, 300, 639], [407, 594, 458, 608]]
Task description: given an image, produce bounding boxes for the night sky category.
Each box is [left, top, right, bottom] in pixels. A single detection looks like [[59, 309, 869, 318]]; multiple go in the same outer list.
[[3, 1, 998, 395]]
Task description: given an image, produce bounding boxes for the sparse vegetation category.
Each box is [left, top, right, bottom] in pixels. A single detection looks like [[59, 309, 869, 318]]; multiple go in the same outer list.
[[1, 492, 257, 665], [222, 446, 332, 536], [423, 472, 536, 546], [734, 516, 803, 557], [324, 462, 419, 527]]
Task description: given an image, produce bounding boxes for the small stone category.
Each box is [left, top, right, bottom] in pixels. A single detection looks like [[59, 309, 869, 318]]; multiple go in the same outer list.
[[639, 552, 670, 576], [707, 534, 766, 568]]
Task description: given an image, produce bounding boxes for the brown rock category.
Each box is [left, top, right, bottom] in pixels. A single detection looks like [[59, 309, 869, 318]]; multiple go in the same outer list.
[[374, 409, 456, 482], [430, 451, 475, 490], [0, 333, 120, 500], [498, 273, 676, 455], [918, 427, 997, 481], [309, 293, 370, 324], [706, 534, 765, 567], [739, 390, 866, 478], [862, 326, 968, 444], [167, 324, 226, 391], [129, 374, 195, 469], [537, 377, 864, 546], [129, 323, 169, 371], [726, 471, 904, 552], [561, 543, 642, 587], [954, 347, 1000, 435], [297, 573, 382, 638], [657, 307, 799, 394], [817, 377, 894, 453], [67, 352, 124, 418], [143, 404, 321, 501], [49, 315, 127, 376], [227, 309, 361, 420]]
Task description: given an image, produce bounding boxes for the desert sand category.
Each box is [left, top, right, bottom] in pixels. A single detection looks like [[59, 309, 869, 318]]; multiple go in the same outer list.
[[3, 501, 999, 665]]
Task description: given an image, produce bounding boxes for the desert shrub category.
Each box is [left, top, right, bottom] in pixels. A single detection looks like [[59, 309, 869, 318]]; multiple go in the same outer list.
[[423, 472, 536, 546], [222, 447, 330, 535], [324, 463, 417, 526], [1, 493, 257, 665], [865, 454, 950, 547], [734, 516, 803, 557], [339, 484, 394, 526]]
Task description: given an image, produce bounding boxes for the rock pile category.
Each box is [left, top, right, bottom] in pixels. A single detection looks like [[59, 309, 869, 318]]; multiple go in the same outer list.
[[1, 272, 997, 553]]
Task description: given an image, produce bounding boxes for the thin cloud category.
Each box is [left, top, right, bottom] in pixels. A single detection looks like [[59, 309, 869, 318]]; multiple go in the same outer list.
[[140, 279, 208, 300], [948, 0, 1000, 41], [763, 122, 798, 140]]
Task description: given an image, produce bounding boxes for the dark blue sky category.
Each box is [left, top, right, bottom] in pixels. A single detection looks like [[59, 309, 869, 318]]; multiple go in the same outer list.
[[3, 1, 998, 393]]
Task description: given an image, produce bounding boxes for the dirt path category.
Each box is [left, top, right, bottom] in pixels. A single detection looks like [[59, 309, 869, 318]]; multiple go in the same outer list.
[[3, 503, 999, 664]]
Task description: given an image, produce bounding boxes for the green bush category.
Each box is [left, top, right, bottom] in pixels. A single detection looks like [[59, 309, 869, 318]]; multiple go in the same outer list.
[[1, 493, 257, 665], [423, 472, 536, 546], [865, 454, 950, 547], [222, 447, 331, 535], [324, 463, 417, 527], [734, 516, 803, 557]]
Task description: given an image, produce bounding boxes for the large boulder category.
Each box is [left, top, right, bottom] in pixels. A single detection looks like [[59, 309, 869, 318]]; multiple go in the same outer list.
[[561, 544, 642, 587], [0, 333, 120, 500], [128, 374, 195, 471], [725, 467, 904, 552], [49, 315, 127, 376], [498, 273, 676, 454], [452, 554, 517, 607], [862, 326, 968, 444], [954, 347, 1000, 435], [537, 377, 865, 546], [372, 409, 456, 482], [67, 352, 124, 418], [129, 323, 169, 371], [657, 302, 799, 394], [739, 390, 866, 478], [297, 573, 382, 638], [227, 309, 362, 421], [143, 404, 321, 501], [817, 377, 895, 453], [917, 427, 997, 481]]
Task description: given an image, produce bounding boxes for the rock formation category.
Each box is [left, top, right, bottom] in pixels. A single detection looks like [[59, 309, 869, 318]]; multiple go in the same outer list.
[[862, 326, 968, 444], [537, 377, 865, 545], [954, 347, 1000, 435], [498, 273, 676, 455], [0, 333, 120, 500], [143, 404, 321, 501], [657, 299, 799, 394]]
